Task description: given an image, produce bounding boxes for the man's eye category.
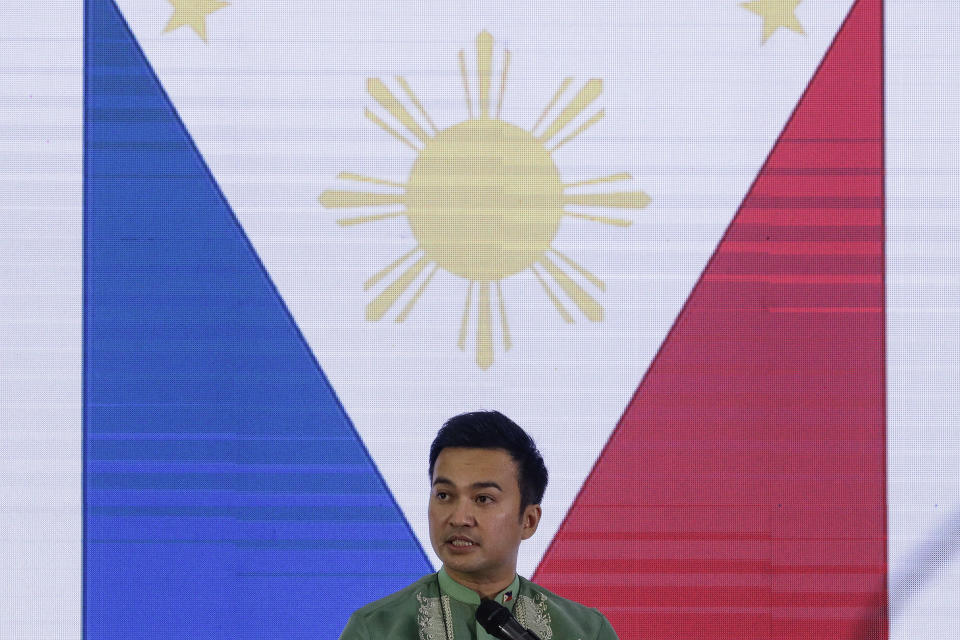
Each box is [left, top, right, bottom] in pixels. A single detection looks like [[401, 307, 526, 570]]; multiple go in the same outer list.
[[476, 495, 492, 504], [435, 492, 448, 500]]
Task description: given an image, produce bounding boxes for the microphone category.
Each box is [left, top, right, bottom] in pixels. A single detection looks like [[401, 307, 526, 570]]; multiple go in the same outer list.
[[476, 599, 543, 640]]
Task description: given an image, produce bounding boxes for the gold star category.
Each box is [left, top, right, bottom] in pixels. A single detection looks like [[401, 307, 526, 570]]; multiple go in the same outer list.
[[164, 0, 229, 43], [741, 0, 806, 44]]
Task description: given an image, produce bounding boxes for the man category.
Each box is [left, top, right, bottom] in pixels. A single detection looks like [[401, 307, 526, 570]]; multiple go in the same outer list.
[[339, 410, 619, 639]]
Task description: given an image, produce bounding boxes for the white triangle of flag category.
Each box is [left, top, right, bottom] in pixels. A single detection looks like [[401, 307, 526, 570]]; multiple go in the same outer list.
[[116, 0, 855, 576]]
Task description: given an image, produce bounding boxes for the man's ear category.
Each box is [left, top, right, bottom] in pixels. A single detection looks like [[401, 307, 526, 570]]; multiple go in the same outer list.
[[519, 504, 542, 540]]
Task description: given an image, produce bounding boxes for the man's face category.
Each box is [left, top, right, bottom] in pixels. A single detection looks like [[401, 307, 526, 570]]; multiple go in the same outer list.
[[428, 447, 541, 589]]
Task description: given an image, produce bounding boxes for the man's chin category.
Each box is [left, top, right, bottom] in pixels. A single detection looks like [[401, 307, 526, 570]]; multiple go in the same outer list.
[[440, 553, 483, 574]]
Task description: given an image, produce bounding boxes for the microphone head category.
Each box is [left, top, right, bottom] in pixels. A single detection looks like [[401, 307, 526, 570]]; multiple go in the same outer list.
[[476, 599, 513, 635]]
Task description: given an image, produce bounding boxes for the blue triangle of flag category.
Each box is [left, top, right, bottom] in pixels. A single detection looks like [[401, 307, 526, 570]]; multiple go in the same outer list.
[[84, 1, 431, 636]]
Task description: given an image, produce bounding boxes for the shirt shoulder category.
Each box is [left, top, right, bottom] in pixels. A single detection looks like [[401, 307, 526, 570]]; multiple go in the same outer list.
[[339, 573, 439, 639], [518, 577, 619, 640], [352, 573, 438, 616]]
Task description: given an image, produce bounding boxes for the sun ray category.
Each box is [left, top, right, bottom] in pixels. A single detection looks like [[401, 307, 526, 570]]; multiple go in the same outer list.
[[364, 247, 419, 291], [367, 255, 431, 321], [495, 281, 512, 350], [320, 190, 405, 209], [396, 76, 439, 135], [367, 79, 432, 144], [538, 78, 602, 144], [396, 264, 439, 322], [459, 50, 475, 119], [564, 172, 632, 189], [477, 281, 494, 369], [531, 265, 574, 323], [539, 255, 603, 321], [532, 77, 573, 133], [496, 49, 511, 120], [477, 31, 494, 119], [550, 248, 605, 291], [565, 190, 651, 209], [336, 212, 405, 227], [365, 108, 419, 151], [337, 171, 406, 188], [458, 281, 475, 350], [549, 109, 604, 152], [564, 211, 632, 227]]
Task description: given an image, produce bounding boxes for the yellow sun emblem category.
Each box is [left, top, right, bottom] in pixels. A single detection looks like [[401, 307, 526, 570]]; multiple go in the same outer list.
[[321, 32, 650, 369]]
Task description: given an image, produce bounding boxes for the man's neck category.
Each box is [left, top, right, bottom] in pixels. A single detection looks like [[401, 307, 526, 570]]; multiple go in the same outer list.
[[441, 566, 517, 601]]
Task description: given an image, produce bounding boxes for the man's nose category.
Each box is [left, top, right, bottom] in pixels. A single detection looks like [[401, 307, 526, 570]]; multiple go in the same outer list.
[[449, 498, 476, 526]]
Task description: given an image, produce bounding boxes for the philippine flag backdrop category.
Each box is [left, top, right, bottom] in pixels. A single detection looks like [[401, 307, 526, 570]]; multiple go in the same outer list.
[[2, 0, 960, 638]]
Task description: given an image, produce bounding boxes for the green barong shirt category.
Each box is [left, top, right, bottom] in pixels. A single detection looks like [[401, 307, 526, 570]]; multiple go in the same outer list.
[[339, 568, 619, 639]]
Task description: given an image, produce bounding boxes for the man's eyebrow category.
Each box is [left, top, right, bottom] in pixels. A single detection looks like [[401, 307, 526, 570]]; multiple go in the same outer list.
[[471, 481, 502, 492], [430, 478, 503, 492]]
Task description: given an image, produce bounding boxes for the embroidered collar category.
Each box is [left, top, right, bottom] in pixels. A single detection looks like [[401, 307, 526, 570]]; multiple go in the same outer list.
[[438, 568, 520, 611]]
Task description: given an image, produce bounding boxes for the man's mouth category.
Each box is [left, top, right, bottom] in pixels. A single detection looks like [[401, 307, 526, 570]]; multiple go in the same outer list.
[[447, 536, 477, 548]]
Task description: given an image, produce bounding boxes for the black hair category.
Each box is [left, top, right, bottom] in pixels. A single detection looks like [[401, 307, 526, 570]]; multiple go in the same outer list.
[[428, 410, 548, 509]]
